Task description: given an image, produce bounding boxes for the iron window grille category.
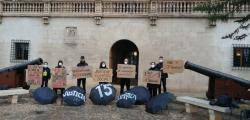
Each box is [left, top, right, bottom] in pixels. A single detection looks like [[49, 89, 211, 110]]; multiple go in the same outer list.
[[232, 44, 250, 70], [10, 40, 30, 63]]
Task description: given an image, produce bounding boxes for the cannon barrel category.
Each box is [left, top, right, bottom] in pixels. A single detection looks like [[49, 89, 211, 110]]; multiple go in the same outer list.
[[0, 58, 43, 73], [184, 61, 250, 87]]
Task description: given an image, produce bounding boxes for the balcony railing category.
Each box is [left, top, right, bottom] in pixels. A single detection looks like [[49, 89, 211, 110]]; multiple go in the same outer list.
[[0, 0, 249, 17]]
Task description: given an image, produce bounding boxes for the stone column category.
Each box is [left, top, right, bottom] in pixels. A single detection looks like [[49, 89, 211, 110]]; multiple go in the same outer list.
[[94, 0, 102, 25]]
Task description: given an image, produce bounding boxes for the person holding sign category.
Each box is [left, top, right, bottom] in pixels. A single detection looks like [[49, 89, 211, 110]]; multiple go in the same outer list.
[[41, 62, 51, 87], [147, 62, 160, 97], [76, 56, 88, 92], [99, 61, 109, 85], [53, 60, 66, 97], [120, 58, 131, 94], [156, 56, 168, 93]]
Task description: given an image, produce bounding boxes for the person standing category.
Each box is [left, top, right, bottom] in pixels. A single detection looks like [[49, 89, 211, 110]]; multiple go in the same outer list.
[[41, 62, 51, 87], [156, 56, 168, 93], [147, 62, 160, 97], [120, 58, 131, 94], [53, 60, 66, 97], [77, 56, 88, 92], [99, 61, 109, 85]]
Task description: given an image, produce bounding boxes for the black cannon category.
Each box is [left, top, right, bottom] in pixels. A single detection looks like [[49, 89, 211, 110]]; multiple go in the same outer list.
[[185, 61, 250, 100], [0, 58, 43, 88]]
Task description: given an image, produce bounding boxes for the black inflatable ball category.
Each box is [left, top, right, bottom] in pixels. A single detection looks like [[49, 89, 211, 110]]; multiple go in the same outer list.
[[146, 92, 175, 114], [89, 84, 116, 105], [116, 92, 137, 108], [126, 86, 150, 105], [33, 87, 56, 105], [63, 86, 86, 106]]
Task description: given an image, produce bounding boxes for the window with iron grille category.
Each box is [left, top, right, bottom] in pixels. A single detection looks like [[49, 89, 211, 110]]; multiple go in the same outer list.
[[10, 40, 30, 63], [233, 44, 250, 69]]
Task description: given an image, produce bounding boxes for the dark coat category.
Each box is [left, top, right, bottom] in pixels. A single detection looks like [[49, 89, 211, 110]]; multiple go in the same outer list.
[[55, 65, 65, 68], [42, 67, 51, 80], [147, 67, 160, 88], [77, 61, 88, 80], [77, 61, 88, 67], [156, 62, 168, 79]]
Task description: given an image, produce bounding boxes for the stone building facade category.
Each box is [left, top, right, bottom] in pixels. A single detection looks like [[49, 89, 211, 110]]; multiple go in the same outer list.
[[0, 0, 249, 92]]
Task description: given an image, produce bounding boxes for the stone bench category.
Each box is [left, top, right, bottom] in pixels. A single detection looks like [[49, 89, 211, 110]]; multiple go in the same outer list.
[[177, 96, 231, 120], [0, 88, 29, 104]]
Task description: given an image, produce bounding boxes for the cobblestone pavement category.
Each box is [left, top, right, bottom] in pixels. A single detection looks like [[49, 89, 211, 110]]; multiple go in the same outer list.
[[0, 92, 242, 120]]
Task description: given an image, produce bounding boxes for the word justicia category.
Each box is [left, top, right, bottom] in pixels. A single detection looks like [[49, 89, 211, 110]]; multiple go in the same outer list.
[[63, 90, 86, 101], [118, 93, 136, 100]]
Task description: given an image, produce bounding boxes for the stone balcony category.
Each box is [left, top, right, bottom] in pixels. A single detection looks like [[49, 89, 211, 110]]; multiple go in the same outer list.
[[0, 0, 249, 25]]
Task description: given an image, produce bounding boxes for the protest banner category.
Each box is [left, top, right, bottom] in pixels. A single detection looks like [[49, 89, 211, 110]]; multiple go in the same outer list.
[[72, 66, 92, 79], [163, 60, 184, 74], [93, 69, 113, 82], [117, 64, 136, 78], [143, 70, 161, 85], [26, 65, 43, 85], [51, 68, 67, 88]]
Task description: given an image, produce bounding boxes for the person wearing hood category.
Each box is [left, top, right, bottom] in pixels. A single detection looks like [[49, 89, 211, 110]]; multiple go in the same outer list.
[[77, 56, 88, 92], [41, 62, 51, 87], [53, 60, 66, 97], [156, 56, 168, 93], [119, 58, 131, 94], [147, 62, 160, 97], [99, 61, 108, 85]]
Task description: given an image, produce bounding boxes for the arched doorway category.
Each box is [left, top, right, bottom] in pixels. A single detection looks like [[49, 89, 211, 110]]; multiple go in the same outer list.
[[110, 40, 139, 86]]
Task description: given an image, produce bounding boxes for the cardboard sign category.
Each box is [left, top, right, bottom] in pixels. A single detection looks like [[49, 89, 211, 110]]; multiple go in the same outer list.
[[51, 68, 67, 88], [163, 60, 184, 74], [143, 70, 161, 85], [117, 64, 136, 78], [26, 65, 43, 85], [93, 69, 113, 82], [72, 66, 92, 79]]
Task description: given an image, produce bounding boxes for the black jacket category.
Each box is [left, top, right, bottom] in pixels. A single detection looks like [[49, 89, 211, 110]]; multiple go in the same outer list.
[[55, 65, 65, 68], [77, 61, 88, 80], [77, 61, 88, 67], [42, 67, 51, 80], [147, 67, 160, 87], [156, 62, 168, 78]]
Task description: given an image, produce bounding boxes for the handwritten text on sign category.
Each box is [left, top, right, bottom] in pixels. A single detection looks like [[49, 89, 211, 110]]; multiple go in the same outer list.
[[117, 64, 136, 78], [93, 69, 113, 82], [72, 66, 92, 79], [163, 60, 184, 74], [26, 65, 43, 85], [51, 68, 67, 88], [143, 70, 161, 85]]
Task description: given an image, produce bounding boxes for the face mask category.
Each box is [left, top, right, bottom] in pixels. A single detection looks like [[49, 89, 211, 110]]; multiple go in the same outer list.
[[102, 64, 106, 67], [43, 65, 48, 68], [159, 59, 163, 63], [151, 65, 155, 68], [124, 62, 128, 64], [59, 63, 63, 66]]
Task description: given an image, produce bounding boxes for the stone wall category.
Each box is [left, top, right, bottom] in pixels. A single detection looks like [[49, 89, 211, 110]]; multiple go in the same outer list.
[[0, 17, 249, 92]]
